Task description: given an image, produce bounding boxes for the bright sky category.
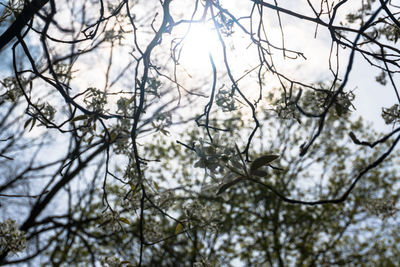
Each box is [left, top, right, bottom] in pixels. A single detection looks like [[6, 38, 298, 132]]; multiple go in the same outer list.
[[169, 0, 396, 133]]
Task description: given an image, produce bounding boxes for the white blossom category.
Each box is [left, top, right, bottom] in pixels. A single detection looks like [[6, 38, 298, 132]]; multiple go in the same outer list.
[[100, 210, 122, 232], [193, 135, 236, 176], [100, 256, 121, 267], [183, 200, 219, 225], [145, 222, 163, 242], [0, 219, 27, 255], [365, 198, 399, 220], [382, 104, 400, 125], [193, 258, 213, 267]]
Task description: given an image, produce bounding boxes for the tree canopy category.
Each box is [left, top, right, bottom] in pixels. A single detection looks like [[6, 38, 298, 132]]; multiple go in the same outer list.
[[0, 0, 399, 266]]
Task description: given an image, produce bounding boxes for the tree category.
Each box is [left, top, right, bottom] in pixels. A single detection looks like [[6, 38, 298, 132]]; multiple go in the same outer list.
[[30, 91, 400, 266], [0, 0, 399, 266]]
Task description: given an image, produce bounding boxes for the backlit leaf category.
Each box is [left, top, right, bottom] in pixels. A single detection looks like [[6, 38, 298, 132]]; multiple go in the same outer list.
[[29, 118, 36, 132], [71, 115, 88, 122], [217, 177, 244, 195], [130, 183, 135, 192], [175, 223, 183, 234], [110, 132, 118, 142], [24, 118, 32, 129], [250, 154, 279, 172], [119, 217, 131, 225], [252, 169, 268, 177]]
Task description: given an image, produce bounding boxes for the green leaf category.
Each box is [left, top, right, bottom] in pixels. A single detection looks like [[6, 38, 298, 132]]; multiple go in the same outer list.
[[216, 177, 244, 195], [119, 217, 131, 225], [127, 97, 135, 105], [251, 169, 268, 177], [120, 261, 133, 265], [250, 154, 279, 172], [71, 114, 88, 122], [110, 132, 118, 142], [175, 223, 183, 234], [8, 91, 15, 102], [130, 183, 135, 192], [87, 135, 94, 145], [160, 129, 170, 136], [29, 118, 36, 132], [24, 118, 32, 129]]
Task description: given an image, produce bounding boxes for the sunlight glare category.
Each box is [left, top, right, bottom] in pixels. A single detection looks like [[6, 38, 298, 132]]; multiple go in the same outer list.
[[179, 23, 220, 73]]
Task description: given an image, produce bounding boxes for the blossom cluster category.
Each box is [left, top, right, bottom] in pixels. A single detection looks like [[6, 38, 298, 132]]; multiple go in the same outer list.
[[84, 87, 107, 112], [145, 222, 163, 242], [193, 135, 251, 194], [120, 188, 175, 213], [216, 89, 235, 112], [193, 258, 213, 267], [100, 210, 122, 232], [183, 199, 220, 232], [0, 76, 25, 102], [334, 91, 355, 116], [365, 198, 399, 220], [100, 255, 134, 267], [152, 111, 172, 134], [100, 256, 121, 267], [193, 135, 237, 177], [381, 104, 400, 125], [271, 94, 301, 121], [0, 219, 27, 255]]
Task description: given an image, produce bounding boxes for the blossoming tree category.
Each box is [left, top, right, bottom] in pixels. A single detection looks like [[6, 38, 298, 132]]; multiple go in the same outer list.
[[0, 0, 399, 265]]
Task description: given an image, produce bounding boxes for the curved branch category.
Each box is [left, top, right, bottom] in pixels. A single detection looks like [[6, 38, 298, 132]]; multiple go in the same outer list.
[[0, 0, 49, 50], [248, 133, 400, 205]]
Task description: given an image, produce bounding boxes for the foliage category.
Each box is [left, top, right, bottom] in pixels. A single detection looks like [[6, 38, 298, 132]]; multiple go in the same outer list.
[[0, 219, 26, 256]]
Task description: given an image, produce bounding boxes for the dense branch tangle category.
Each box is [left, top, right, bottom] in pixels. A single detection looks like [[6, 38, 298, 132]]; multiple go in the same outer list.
[[0, 0, 399, 266]]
